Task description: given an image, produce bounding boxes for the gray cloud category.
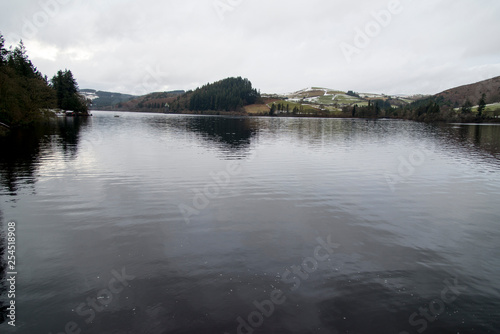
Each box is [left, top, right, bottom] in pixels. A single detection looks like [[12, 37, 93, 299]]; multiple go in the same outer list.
[[1, 0, 499, 95]]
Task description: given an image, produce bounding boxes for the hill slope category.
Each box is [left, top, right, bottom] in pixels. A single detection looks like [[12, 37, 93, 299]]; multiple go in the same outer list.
[[435, 76, 500, 108], [80, 89, 137, 110], [117, 91, 186, 112], [285, 87, 422, 107], [257, 87, 424, 116]]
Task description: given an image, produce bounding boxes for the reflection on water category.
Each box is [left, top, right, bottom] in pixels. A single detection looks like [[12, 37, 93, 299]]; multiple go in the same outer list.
[[146, 115, 259, 159], [0, 117, 90, 196], [0, 112, 500, 333], [442, 123, 500, 159]]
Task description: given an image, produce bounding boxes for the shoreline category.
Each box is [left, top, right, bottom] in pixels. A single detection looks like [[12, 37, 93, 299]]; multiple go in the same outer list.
[[90, 109, 500, 124]]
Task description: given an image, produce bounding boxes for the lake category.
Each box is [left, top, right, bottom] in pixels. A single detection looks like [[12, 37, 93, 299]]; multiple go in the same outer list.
[[1, 111, 500, 334]]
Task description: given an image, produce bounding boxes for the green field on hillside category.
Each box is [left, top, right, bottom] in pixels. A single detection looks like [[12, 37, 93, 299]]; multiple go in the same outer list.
[[317, 95, 336, 104], [332, 94, 365, 105], [472, 102, 500, 112]]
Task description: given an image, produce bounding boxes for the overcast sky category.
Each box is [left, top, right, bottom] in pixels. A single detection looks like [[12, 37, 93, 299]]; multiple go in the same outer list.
[[1, 0, 500, 95]]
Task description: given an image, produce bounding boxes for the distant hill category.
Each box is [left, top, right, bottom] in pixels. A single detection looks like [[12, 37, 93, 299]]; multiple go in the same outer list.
[[80, 89, 137, 110], [251, 87, 425, 116], [81, 89, 185, 111], [115, 90, 185, 112], [435, 76, 500, 108], [283, 87, 423, 108]]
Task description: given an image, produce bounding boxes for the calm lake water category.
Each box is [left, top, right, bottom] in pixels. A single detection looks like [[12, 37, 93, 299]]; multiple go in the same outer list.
[[1, 111, 500, 334]]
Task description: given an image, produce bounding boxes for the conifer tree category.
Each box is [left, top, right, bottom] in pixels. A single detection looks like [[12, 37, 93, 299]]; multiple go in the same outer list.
[[0, 33, 8, 66], [270, 103, 276, 116], [461, 99, 473, 114], [477, 93, 486, 117]]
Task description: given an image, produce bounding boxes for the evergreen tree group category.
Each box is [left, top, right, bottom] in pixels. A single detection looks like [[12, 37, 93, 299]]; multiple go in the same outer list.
[[188, 77, 260, 112], [0, 36, 56, 125], [344, 99, 394, 118], [0, 33, 87, 126], [269, 102, 292, 115], [51, 69, 88, 112]]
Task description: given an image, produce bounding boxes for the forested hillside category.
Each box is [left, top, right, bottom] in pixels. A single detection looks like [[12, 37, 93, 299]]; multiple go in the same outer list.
[[170, 77, 261, 113]]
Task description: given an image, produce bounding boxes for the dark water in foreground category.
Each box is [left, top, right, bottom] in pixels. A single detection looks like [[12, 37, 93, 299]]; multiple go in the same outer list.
[[1, 112, 500, 334]]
